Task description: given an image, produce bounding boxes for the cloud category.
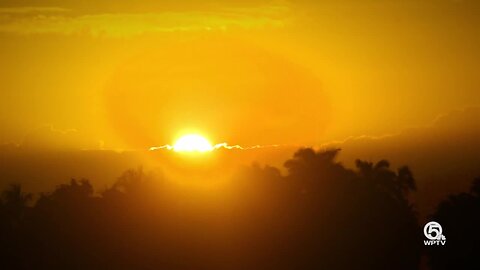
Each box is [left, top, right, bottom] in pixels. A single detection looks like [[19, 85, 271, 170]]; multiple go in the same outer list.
[[0, 7, 70, 14], [0, 5, 289, 36], [324, 106, 480, 218], [325, 107, 480, 171]]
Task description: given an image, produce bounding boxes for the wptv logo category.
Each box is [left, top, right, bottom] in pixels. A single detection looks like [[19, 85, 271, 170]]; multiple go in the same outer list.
[[423, 221, 446, 246]]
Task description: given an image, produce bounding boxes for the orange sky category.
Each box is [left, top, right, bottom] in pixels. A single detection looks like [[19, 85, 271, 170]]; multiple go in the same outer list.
[[1, 0, 479, 150], [0, 1, 480, 217]]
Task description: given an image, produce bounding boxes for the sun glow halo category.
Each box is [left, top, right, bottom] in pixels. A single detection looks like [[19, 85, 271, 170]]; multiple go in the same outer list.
[[173, 134, 214, 153]]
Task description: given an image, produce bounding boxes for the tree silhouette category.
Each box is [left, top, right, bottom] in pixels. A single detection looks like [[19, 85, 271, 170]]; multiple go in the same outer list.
[[0, 149, 426, 270], [230, 148, 421, 270], [1, 184, 33, 223], [0, 184, 33, 269], [427, 177, 480, 270]]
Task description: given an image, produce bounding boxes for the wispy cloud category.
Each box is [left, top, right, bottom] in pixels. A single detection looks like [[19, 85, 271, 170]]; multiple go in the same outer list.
[[0, 5, 289, 36], [0, 7, 70, 14], [149, 143, 282, 152]]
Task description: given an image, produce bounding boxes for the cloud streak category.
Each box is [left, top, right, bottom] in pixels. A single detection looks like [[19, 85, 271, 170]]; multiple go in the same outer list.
[[149, 142, 282, 152], [0, 5, 289, 36]]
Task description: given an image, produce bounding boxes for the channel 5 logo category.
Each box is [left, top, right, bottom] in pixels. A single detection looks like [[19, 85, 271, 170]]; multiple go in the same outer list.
[[424, 221, 446, 246]]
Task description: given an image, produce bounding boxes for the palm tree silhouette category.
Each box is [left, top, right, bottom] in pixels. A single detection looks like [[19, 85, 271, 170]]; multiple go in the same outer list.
[[1, 184, 32, 226]]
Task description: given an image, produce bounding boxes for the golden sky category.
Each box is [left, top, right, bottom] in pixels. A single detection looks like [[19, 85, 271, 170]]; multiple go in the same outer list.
[[0, 0, 479, 150]]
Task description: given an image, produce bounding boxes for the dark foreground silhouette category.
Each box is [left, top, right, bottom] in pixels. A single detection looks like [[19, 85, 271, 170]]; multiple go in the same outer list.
[[426, 177, 480, 270], [0, 148, 477, 269]]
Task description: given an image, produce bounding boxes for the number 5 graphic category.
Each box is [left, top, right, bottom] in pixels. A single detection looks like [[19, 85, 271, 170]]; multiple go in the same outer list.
[[424, 221, 442, 240]]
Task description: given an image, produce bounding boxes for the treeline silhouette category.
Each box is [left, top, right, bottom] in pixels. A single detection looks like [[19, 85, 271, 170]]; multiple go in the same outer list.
[[0, 148, 477, 269], [426, 177, 480, 270]]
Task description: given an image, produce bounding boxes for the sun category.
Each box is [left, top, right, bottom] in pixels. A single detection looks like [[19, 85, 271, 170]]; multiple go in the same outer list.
[[173, 134, 214, 153]]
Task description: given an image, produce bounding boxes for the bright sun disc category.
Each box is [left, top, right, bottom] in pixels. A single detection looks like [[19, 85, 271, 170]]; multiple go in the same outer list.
[[173, 134, 213, 153]]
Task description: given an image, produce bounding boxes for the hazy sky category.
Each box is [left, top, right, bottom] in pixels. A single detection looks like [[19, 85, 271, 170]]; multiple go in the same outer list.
[[1, 0, 479, 149]]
